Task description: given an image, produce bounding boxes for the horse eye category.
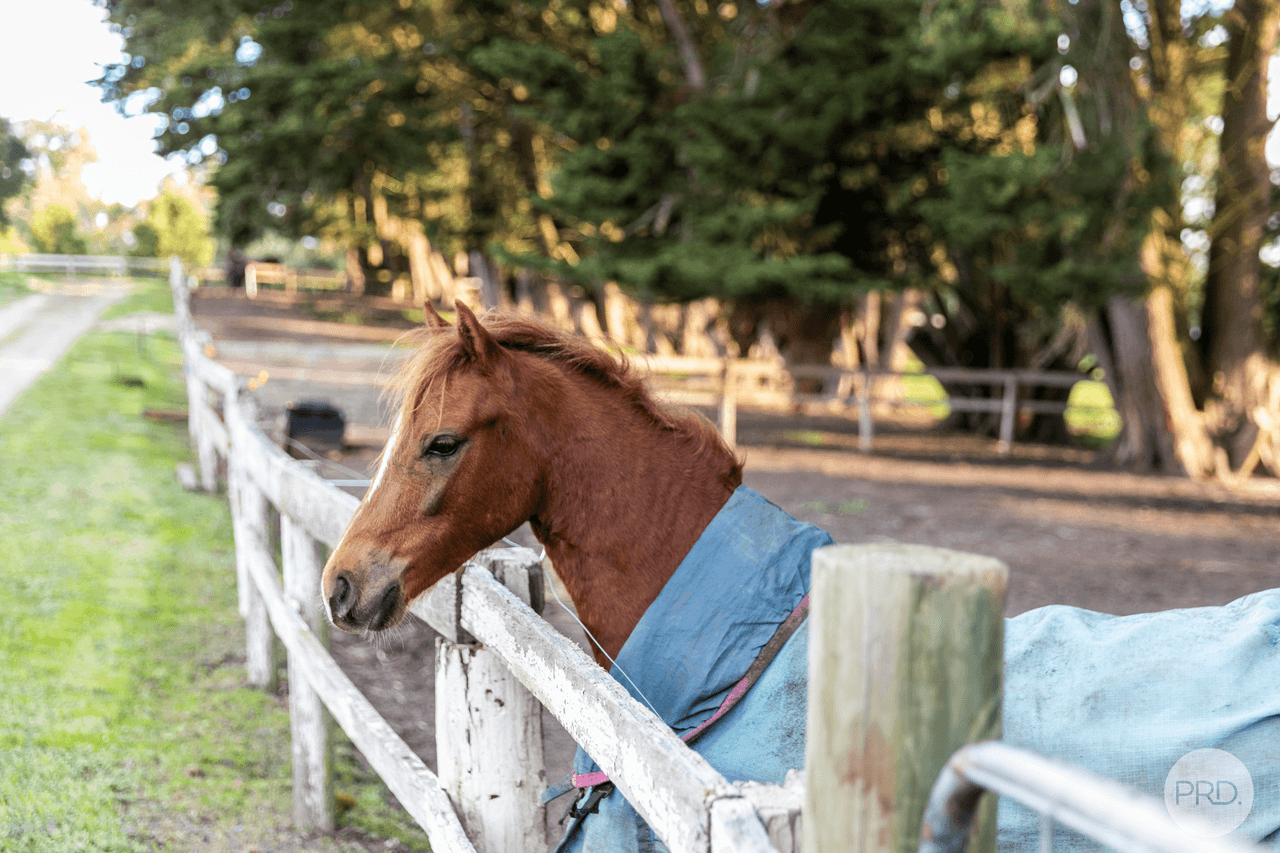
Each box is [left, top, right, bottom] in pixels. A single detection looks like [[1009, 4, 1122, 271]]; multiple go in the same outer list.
[[423, 435, 462, 458]]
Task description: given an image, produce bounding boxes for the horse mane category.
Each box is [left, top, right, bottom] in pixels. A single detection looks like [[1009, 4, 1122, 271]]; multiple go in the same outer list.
[[388, 312, 743, 484]]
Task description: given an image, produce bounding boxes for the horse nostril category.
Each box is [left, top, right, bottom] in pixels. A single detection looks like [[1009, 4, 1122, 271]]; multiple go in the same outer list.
[[329, 573, 355, 621], [370, 584, 401, 632]]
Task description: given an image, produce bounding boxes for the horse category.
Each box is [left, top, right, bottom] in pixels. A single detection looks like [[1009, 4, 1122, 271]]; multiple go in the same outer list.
[[322, 302, 828, 852]]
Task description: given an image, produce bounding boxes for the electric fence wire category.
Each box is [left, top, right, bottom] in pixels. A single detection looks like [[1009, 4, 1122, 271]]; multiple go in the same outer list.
[[279, 433, 372, 482], [501, 536, 663, 721]]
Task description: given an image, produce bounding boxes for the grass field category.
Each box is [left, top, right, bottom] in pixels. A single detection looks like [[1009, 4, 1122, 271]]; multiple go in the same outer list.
[[0, 271, 32, 307], [0, 279, 427, 852]]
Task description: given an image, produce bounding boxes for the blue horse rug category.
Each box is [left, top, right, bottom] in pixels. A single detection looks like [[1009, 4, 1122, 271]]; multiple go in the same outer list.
[[549, 485, 831, 853], [551, 488, 1280, 851], [1001, 591, 1280, 849]]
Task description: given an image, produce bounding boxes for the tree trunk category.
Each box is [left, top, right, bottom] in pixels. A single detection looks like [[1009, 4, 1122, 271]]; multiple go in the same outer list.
[[1200, 0, 1280, 467], [1147, 282, 1218, 477], [1088, 296, 1178, 470], [1122, 0, 1218, 477], [344, 246, 366, 296]]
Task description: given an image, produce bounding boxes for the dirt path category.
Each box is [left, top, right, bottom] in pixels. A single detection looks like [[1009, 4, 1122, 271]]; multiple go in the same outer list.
[[0, 280, 130, 416]]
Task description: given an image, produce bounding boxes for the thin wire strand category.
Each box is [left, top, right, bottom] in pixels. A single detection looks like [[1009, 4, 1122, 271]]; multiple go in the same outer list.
[[501, 537, 663, 721], [280, 434, 372, 481]]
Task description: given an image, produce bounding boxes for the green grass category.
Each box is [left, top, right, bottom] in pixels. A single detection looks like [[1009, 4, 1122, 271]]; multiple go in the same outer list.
[[1064, 379, 1122, 442], [0, 279, 428, 852], [0, 271, 33, 307]]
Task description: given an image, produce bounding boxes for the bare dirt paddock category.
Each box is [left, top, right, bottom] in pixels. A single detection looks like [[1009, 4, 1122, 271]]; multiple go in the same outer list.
[[189, 288, 1280, 846]]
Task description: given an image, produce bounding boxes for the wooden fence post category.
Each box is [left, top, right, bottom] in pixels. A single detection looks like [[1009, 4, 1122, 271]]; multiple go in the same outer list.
[[857, 370, 874, 453], [997, 376, 1017, 456], [719, 359, 738, 449], [193, 380, 219, 492], [805, 544, 1007, 853], [233, 462, 279, 691], [435, 551, 547, 853], [281, 513, 334, 830]]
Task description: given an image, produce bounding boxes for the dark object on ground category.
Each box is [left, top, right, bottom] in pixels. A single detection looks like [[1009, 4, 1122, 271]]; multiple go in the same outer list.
[[224, 249, 246, 288], [286, 400, 346, 456]]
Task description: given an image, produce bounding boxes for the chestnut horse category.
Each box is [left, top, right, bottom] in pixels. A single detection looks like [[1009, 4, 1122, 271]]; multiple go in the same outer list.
[[321, 302, 742, 664]]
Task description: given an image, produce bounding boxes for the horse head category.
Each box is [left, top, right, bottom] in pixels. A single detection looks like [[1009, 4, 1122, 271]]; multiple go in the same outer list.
[[321, 303, 548, 632]]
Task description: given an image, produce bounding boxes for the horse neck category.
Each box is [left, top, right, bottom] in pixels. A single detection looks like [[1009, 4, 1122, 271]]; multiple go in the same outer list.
[[528, 378, 737, 667]]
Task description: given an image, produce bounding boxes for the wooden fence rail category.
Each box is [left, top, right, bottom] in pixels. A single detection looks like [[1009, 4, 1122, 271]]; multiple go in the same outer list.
[[0, 252, 171, 277], [634, 354, 1103, 455]]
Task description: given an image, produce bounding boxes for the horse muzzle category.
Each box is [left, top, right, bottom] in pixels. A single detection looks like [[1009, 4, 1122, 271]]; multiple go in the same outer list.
[[324, 565, 408, 633]]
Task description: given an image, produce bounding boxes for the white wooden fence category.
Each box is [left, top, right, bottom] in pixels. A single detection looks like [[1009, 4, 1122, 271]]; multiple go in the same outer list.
[[190, 260, 347, 295], [0, 252, 171, 277], [168, 256, 1258, 853]]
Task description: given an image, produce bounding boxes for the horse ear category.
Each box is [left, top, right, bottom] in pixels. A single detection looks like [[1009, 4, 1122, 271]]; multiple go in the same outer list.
[[423, 301, 450, 330], [454, 302, 502, 369]]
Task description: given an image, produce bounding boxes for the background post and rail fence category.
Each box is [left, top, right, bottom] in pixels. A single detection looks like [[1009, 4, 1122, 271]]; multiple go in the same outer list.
[[1, 251, 1111, 459], [166, 256, 1261, 853]]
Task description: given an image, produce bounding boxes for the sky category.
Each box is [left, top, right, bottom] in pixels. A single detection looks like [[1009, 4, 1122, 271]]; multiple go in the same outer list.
[[0, 0, 182, 207]]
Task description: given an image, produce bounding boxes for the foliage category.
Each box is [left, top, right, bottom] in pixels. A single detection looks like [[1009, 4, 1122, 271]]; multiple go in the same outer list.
[[131, 188, 216, 267], [0, 118, 31, 228], [29, 203, 89, 254], [95, 0, 459, 261], [0, 280, 429, 851]]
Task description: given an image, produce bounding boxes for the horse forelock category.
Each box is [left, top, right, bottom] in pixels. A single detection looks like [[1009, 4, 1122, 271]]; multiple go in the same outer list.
[[386, 312, 742, 483]]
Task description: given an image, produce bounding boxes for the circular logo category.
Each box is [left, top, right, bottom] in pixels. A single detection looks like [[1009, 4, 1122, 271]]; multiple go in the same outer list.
[[1164, 748, 1253, 837]]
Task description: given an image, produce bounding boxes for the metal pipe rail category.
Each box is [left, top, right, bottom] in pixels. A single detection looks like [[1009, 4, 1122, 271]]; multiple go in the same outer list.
[[918, 741, 1263, 853]]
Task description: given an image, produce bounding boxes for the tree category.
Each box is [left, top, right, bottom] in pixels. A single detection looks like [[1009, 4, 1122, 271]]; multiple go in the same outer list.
[[30, 204, 89, 254], [133, 188, 215, 268], [94, 0, 544, 297], [1199, 0, 1280, 468], [1096, 0, 1280, 479], [0, 119, 31, 228], [484, 0, 1168, 406]]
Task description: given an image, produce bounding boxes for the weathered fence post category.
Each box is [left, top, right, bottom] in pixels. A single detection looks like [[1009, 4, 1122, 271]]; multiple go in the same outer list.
[[719, 359, 738, 449], [435, 550, 547, 853], [229, 423, 279, 691], [170, 257, 217, 491], [997, 375, 1017, 456], [857, 370, 874, 453], [805, 544, 1007, 853], [245, 262, 258, 298], [281, 513, 334, 830]]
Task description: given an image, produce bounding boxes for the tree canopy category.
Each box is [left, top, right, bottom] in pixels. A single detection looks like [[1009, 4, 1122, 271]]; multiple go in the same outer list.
[[0, 119, 31, 230], [96, 0, 1163, 332]]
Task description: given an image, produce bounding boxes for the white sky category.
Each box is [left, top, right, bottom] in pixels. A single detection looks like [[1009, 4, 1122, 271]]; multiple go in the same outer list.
[[0, 0, 181, 207]]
